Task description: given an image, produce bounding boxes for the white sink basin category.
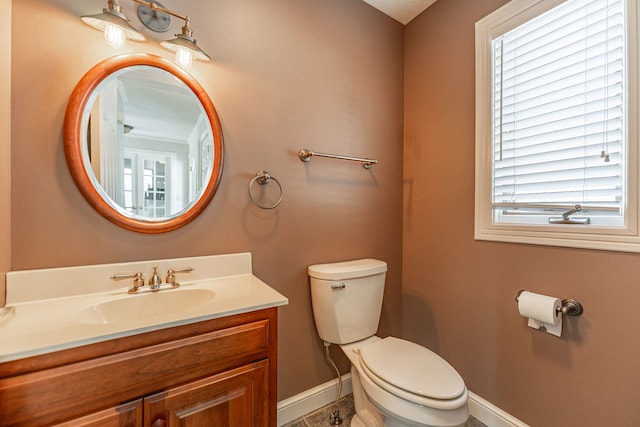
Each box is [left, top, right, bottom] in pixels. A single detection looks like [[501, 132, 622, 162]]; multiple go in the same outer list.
[[77, 288, 215, 325]]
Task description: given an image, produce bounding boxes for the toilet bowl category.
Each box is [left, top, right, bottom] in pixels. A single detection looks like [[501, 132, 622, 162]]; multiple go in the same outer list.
[[342, 337, 469, 427], [308, 259, 470, 427]]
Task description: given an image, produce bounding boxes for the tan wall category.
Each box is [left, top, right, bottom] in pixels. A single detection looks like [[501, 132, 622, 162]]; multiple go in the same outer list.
[[0, 0, 10, 307], [404, 0, 640, 426], [11, 0, 404, 400]]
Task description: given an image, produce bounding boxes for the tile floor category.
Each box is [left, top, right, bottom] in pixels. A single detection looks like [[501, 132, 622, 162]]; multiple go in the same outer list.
[[281, 394, 487, 427]]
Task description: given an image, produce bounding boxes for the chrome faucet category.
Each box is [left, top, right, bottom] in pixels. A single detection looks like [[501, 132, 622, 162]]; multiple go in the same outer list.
[[111, 266, 193, 294], [149, 267, 162, 291]]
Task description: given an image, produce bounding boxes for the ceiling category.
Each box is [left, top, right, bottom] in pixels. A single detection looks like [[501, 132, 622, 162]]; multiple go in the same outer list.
[[360, 0, 438, 24]]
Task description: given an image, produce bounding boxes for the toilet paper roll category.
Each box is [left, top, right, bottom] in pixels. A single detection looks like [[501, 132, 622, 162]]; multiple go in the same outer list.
[[517, 291, 563, 337]]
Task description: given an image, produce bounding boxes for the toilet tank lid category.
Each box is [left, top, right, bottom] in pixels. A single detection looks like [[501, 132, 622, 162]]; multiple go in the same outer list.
[[308, 259, 387, 280]]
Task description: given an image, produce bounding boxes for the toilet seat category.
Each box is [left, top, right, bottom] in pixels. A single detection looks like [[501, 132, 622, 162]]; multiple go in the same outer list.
[[359, 337, 467, 409]]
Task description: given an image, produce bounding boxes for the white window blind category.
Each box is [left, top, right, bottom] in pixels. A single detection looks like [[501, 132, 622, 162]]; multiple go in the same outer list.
[[492, 0, 626, 225]]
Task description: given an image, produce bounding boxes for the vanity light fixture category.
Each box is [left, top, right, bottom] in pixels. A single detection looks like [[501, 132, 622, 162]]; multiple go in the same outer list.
[[160, 19, 211, 68], [81, 0, 146, 50], [81, 0, 211, 67]]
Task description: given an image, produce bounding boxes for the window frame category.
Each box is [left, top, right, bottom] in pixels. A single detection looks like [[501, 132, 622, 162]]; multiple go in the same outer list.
[[475, 0, 640, 252]]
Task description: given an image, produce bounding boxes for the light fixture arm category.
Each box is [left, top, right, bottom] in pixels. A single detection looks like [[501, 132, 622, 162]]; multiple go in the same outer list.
[[131, 0, 189, 24], [131, 0, 200, 55]]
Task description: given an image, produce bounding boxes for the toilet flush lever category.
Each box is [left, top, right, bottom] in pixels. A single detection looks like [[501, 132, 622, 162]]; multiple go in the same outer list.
[[331, 283, 346, 290]]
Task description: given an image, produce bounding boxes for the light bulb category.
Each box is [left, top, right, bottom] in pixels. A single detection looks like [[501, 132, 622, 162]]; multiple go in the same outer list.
[[104, 23, 125, 50], [175, 47, 193, 68]]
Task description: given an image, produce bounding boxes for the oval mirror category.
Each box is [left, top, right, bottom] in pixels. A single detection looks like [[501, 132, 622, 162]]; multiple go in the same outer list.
[[64, 54, 223, 233]]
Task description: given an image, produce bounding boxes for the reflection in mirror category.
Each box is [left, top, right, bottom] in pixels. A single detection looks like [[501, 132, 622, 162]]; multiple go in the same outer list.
[[64, 54, 224, 233], [84, 66, 213, 219]]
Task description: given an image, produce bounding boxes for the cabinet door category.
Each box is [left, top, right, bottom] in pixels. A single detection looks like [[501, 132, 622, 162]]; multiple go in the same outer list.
[[54, 399, 143, 427], [144, 361, 268, 427]]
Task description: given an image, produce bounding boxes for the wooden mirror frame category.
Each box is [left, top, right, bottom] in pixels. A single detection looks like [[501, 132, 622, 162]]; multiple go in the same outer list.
[[64, 53, 224, 233]]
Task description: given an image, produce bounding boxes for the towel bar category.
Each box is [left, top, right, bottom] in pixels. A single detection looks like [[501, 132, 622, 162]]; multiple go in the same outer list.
[[298, 149, 378, 169]]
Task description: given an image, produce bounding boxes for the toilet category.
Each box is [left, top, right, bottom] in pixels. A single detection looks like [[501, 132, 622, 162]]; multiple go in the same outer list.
[[308, 259, 469, 427]]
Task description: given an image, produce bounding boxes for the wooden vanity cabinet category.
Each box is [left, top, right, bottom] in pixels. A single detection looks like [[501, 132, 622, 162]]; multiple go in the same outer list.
[[0, 308, 278, 427]]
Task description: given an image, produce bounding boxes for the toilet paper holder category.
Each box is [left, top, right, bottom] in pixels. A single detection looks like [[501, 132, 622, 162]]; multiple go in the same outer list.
[[515, 290, 584, 316]]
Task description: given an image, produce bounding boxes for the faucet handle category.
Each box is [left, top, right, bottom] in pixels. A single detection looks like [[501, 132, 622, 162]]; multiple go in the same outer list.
[[165, 267, 194, 287], [111, 272, 145, 293]]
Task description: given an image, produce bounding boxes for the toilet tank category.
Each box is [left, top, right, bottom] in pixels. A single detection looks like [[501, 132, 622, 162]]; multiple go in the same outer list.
[[308, 259, 387, 345]]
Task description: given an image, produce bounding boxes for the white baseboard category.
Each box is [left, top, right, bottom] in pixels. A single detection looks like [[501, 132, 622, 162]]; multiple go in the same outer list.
[[468, 391, 529, 427], [277, 378, 528, 427], [277, 373, 353, 426]]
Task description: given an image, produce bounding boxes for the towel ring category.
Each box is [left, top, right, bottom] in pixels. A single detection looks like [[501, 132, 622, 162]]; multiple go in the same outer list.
[[248, 170, 283, 210]]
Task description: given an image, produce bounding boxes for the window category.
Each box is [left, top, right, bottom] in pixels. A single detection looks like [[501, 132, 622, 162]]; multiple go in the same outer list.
[[475, 0, 640, 252]]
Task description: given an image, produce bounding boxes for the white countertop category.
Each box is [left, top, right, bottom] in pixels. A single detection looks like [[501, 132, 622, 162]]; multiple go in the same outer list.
[[0, 253, 288, 363]]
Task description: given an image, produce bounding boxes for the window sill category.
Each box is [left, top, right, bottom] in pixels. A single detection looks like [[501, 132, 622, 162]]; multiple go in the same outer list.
[[474, 223, 640, 253]]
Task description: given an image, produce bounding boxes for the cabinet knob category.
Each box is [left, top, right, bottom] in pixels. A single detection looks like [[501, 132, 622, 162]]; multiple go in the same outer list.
[[151, 418, 167, 427]]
